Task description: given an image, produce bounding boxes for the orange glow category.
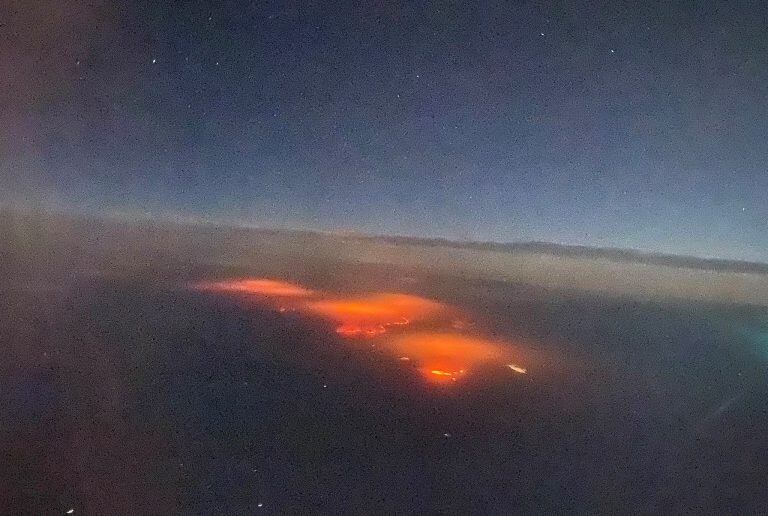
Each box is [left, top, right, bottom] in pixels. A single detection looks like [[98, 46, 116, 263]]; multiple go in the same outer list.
[[196, 279, 314, 298], [304, 293, 447, 337], [388, 332, 507, 383], [429, 369, 461, 382], [195, 277, 527, 386]]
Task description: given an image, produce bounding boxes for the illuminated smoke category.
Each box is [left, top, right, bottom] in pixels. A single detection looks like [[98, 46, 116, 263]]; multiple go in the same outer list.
[[194, 278, 527, 385], [195, 278, 314, 297], [303, 293, 447, 337], [388, 332, 506, 383]]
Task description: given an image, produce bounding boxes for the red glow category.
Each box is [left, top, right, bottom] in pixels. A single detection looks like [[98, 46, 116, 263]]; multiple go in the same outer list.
[[304, 293, 447, 337], [194, 277, 528, 386], [388, 332, 506, 383], [195, 279, 314, 298]]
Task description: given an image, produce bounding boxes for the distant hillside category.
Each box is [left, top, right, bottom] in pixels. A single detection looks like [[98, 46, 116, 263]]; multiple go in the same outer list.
[[3, 207, 768, 307], [361, 234, 768, 274], [3, 207, 768, 275]]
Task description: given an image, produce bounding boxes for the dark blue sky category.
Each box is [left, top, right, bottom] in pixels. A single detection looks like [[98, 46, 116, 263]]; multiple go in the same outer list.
[[3, 1, 767, 261]]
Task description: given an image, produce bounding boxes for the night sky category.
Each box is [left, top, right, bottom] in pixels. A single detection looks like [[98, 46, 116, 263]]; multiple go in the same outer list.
[[3, 1, 767, 261]]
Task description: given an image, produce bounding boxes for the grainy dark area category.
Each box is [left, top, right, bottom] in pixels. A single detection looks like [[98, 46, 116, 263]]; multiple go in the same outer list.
[[2, 215, 767, 513]]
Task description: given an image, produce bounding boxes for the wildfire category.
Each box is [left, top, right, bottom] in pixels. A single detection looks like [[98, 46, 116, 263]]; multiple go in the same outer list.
[[195, 278, 314, 298], [304, 293, 447, 337], [194, 277, 528, 385], [388, 332, 505, 383]]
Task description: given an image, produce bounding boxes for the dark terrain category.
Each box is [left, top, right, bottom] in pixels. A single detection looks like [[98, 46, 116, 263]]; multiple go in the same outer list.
[[2, 213, 768, 514]]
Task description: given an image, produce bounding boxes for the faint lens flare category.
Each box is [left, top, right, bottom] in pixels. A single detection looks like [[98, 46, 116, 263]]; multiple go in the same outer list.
[[193, 278, 527, 384]]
